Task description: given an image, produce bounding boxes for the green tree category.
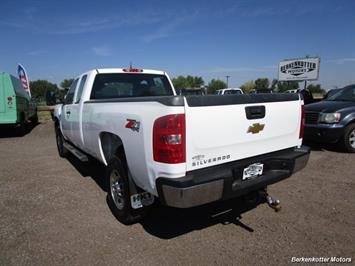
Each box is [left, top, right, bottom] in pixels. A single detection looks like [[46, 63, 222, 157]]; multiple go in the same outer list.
[[30, 80, 58, 100], [192, 76, 204, 87], [207, 79, 227, 94], [271, 79, 278, 90], [255, 78, 270, 90], [172, 76, 188, 89], [240, 80, 256, 94], [186, 75, 194, 87], [277, 81, 299, 92], [172, 75, 205, 89], [307, 84, 325, 94], [60, 78, 74, 89]]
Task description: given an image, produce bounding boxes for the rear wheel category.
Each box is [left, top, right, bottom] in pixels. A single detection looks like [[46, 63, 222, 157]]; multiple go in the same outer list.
[[343, 123, 355, 153], [107, 156, 148, 224], [55, 124, 68, 157], [31, 110, 38, 125], [16, 113, 26, 136]]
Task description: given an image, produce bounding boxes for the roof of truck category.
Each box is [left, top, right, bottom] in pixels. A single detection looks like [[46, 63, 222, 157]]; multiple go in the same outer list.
[[95, 68, 166, 75], [217, 88, 242, 91]]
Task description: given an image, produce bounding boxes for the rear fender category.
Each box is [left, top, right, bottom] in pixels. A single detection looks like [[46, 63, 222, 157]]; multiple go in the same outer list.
[[99, 132, 143, 195], [99, 132, 124, 165], [53, 104, 63, 121]]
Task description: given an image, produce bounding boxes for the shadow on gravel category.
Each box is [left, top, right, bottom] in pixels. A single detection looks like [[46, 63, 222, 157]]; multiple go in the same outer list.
[[67, 155, 108, 192], [140, 196, 262, 239], [66, 156, 263, 239], [303, 141, 344, 153], [0, 122, 38, 138]]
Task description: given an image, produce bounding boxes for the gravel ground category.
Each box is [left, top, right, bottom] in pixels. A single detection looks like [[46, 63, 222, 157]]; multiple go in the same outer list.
[[0, 123, 354, 266]]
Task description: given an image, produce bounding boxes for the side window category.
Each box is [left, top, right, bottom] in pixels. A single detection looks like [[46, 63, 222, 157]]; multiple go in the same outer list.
[[75, 75, 87, 104], [64, 78, 79, 104]]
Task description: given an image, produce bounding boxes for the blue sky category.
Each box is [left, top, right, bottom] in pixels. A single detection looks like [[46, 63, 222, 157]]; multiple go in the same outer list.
[[0, 0, 354, 89]]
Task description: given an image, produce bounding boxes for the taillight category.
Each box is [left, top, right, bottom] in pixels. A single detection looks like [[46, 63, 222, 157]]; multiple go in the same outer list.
[[299, 105, 305, 139], [123, 68, 143, 73], [153, 114, 186, 164]]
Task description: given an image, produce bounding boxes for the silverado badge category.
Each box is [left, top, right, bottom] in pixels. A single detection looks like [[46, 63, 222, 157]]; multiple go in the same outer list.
[[247, 123, 265, 134]]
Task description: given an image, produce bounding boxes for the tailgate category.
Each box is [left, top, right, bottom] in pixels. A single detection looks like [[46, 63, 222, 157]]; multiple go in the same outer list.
[[184, 94, 302, 171]]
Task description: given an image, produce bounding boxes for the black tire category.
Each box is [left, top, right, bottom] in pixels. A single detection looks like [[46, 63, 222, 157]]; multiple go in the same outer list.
[[107, 156, 148, 224], [16, 114, 26, 136], [343, 123, 355, 153], [55, 124, 68, 157], [31, 111, 38, 125]]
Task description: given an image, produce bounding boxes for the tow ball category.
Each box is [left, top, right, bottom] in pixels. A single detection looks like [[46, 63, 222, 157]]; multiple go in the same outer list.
[[259, 189, 282, 212]]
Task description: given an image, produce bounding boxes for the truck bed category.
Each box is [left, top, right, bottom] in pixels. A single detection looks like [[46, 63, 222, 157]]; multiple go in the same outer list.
[[79, 93, 302, 194]]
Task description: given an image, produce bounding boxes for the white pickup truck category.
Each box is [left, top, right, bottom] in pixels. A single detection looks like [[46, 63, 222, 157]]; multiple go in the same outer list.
[[54, 68, 310, 224]]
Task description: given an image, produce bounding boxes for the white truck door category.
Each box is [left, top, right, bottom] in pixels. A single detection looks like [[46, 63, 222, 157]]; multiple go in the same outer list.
[[70, 75, 87, 148], [61, 78, 79, 141]]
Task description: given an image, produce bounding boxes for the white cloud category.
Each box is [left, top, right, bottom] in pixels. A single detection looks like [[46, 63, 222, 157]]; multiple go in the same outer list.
[[23, 7, 38, 20], [91, 46, 112, 56], [209, 65, 277, 73], [142, 20, 179, 43], [328, 58, 355, 64], [1, 9, 166, 35], [216, 3, 240, 16], [27, 50, 47, 56], [143, 11, 201, 43], [49, 12, 165, 35]]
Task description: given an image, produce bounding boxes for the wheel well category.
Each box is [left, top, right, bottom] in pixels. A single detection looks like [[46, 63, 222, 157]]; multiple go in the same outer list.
[[345, 121, 355, 133], [99, 132, 126, 164]]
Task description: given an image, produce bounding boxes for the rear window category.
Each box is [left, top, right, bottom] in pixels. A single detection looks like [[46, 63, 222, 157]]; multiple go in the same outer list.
[[224, 90, 241, 95], [90, 73, 174, 99]]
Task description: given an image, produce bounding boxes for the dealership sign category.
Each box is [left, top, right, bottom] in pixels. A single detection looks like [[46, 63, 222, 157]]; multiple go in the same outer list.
[[278, 57, 320, 81]]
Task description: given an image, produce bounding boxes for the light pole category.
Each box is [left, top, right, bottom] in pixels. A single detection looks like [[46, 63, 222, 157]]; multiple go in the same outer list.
[[225, 75, 230, 88]]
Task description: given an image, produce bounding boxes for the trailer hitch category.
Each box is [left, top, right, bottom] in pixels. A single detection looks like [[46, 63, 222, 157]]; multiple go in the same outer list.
[[259, 189, 282, 212]]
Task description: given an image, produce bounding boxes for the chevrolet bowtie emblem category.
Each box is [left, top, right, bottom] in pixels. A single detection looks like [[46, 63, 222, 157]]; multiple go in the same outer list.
[[247, 123, 265, 134]]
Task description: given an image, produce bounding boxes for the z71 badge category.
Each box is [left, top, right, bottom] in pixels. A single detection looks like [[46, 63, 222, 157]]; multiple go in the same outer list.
[[125, 119, 140, 132]]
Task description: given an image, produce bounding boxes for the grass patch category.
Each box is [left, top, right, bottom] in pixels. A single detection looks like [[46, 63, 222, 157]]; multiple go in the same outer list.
[[38, 111, 53, 123]]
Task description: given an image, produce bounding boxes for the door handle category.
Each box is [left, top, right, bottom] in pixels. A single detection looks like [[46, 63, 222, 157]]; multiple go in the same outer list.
[[66, 111, 71, 115], [245, 106, 265, 119]]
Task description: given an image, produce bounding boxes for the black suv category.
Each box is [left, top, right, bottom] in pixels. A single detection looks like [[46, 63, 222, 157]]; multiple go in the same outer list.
[[304, 84, 355, 152]]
